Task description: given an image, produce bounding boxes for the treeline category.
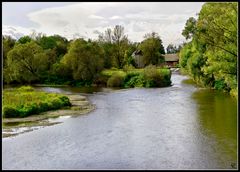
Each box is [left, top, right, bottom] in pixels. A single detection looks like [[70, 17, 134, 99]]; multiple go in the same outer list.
[[3, 25, 168, 86], [179, 2, 237, 97]]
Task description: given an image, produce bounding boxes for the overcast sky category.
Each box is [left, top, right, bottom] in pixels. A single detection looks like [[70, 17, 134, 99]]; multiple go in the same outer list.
[[2, 2, 204, 48]]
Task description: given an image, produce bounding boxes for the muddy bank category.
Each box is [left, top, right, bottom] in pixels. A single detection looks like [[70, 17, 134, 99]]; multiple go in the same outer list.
[[2, 94, 95, 138]]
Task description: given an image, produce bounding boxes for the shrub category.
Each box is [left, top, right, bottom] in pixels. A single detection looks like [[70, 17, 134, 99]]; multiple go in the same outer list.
[[17, 86, 34, 92], [38, 102, 49, 112], [123, 64, 135, 72], [143, 65, 162, 87], [214, 79, 226, 90], [19, 103, 39, 117], [51, 98, 63, 110], [143, 65, 158, 79], [124, 74, 145, 88], [59, 96, 71, 106], [2, 106, 19, 118], [107, 73, 125, 87]]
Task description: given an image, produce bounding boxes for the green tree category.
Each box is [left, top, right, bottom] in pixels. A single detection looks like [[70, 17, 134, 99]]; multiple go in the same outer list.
[[182, 17, 197, 40], [111, 25, 129, 68], [139, 32, 165, 66], [166, 44, 179, 54], [17, 36, 32, 44], [61, 39, 104, 82], [179, 2, 237, 97], [5, 41, 48, 83], [97, 25, 130, 68], [3, 35, 16, 67]]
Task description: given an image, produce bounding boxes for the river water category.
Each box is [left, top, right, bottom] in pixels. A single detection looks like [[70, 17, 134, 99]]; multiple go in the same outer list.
[[2, 73, 237, 169]]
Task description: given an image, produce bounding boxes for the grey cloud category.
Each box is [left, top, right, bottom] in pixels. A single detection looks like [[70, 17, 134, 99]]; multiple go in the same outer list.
[[3, 2, 204, 45]]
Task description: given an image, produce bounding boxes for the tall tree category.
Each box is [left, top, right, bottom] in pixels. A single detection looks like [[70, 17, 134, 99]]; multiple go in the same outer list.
[[3, 35, 16, 67], [5, 41, 48, 83], [179, 2, 237, 96], [61, 39, 104, 81], [182, 17, 197, 40], [97, 25, 129, 68], [139, 32, 165, 66]]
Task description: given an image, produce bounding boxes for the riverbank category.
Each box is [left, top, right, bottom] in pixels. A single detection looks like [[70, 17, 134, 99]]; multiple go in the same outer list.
[[2, 93, 95, 138]]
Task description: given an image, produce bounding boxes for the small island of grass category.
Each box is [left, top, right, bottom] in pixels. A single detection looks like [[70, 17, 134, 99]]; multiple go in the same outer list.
[[2, 86, 71, 118], [98, 65, 171, 88], [2, 86, 95, 137]]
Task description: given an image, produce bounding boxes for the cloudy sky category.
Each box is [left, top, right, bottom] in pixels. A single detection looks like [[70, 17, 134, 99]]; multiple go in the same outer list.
[[2, 2, 204, 48]]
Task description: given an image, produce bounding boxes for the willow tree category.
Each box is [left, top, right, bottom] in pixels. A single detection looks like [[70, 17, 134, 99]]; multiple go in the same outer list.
[[61, 39, 104, 81], [5, 41, 48, 83]]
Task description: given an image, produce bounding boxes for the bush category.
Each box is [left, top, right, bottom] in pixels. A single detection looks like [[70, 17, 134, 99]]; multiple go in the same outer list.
[[19, 103, 39, 117], [230, 88, 237, 98], [214, 79, 226, 90], [59, 96, 71, 106], [51, 98, 63, 110], [2, 106, 19, 118], [107, 73, 125, 87], [143, 65, 162, 87], [38, 102, 49, 112], [124, 73, 145, 88]]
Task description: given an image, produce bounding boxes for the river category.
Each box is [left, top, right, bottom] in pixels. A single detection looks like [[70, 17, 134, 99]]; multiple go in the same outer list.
[[2, 72, 237, 169]]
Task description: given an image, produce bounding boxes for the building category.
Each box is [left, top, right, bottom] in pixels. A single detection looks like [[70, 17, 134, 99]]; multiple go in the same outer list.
[[132, 50, 144, 68], [132, 51, 179, 68], [164, 54, 179, 67]]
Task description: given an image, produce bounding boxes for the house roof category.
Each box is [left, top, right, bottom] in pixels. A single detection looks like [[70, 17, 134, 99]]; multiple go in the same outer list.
[[132, 50, 143, 56], [164, 54, 179, 62]]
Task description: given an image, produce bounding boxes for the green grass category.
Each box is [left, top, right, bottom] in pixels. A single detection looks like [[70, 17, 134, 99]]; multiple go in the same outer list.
[[2, 86, 71, 118]]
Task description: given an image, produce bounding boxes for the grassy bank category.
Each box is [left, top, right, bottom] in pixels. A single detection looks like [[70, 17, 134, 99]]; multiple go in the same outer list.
[[99, 65, 171, 88], [2, 86, 71, 118]]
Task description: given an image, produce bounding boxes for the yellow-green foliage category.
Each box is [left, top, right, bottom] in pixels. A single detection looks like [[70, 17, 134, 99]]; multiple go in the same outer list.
[[2, 86, 71, 118], [230, 88, 238, 98], [107, 73, 125, 87]]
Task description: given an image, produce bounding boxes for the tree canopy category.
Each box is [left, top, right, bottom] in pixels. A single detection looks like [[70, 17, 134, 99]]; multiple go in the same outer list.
[[179, 2, 237, 97], [139, 32, 165, 66]]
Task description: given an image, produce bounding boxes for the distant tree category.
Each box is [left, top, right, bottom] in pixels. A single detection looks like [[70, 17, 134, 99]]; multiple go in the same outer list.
[[139, 32, 165, 66], [182, 17, 197, 40], [97, 25, 130, 68], [38, 36, 57, 50], [166, 44, 179, 54], [17, 36, 32, 44]]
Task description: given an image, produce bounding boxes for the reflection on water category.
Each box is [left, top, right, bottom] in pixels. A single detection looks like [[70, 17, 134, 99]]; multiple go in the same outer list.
[[192, 89, 237, 167], [2, 73, 237, 169]]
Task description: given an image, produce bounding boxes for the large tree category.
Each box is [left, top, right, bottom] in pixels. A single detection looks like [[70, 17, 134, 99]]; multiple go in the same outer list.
[[182, 17, 197, 40], [61, 39, 104, 81], [139, 32, 165, 66], [179, 2, 237, 96], [97, 25, 130, 68], [5, 41, 48, 83], [3, 36, 16, 67]]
